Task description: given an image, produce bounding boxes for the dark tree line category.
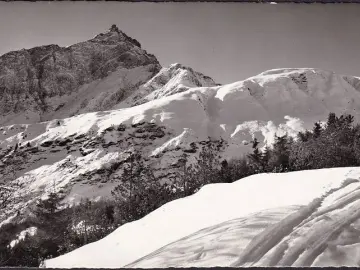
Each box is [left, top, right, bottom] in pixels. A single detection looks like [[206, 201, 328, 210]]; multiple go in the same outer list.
[[0, 192, 116, 266], [239, 113, 360, 175]]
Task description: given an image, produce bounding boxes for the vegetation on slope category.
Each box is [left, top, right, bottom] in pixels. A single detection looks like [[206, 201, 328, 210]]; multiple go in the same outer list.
[[0, 112, 359, 266]]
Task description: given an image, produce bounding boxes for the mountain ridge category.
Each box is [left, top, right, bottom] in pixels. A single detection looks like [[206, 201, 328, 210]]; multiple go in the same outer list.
[[0, 25, 161, 126]]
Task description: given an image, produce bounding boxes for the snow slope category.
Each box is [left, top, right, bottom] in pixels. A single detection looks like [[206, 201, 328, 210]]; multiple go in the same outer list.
[[44, 167, 360, 268], [41, 64, 159, 121], [2, 68, 360, 226], [122, 63, 218, 107], [5, 68, 360, 151]]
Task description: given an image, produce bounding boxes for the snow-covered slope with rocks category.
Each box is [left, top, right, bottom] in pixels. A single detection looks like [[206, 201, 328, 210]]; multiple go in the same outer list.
[[119, 63, 218, 107], [2, 67, 360, 227], [45, 167, 360, 268], [0, 24, 160, 126]]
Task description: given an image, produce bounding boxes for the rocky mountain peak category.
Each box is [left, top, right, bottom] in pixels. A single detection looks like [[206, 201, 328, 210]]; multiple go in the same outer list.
[[110, 24, 120, 33], [90, 24, 142, 48], [0, 26, 160, 126]]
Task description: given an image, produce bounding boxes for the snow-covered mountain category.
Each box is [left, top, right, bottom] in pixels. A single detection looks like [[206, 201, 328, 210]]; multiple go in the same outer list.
[[44, 167, 360, 268], [2, 64, 360, 227], [3, 26, 360, 266]]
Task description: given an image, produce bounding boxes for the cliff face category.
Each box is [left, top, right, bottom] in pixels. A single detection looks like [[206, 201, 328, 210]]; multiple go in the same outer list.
[[0, 25, 161, 126]]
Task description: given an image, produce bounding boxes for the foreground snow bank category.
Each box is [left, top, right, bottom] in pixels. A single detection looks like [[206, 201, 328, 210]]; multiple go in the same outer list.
[[44, 167, 360, 268]]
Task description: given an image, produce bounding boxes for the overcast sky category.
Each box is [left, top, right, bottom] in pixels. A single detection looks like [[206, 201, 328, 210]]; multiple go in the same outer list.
[[0, 2, 359, 83]]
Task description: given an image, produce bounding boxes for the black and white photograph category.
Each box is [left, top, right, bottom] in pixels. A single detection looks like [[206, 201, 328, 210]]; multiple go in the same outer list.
[[1, 1, 360, 268]]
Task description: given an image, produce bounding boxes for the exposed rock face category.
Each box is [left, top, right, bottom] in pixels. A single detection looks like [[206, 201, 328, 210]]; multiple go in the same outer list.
[[0, 25, 161, 126]]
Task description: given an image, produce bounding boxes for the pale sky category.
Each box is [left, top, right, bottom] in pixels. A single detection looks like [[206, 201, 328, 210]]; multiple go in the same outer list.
[[0, 2, 359, 84]]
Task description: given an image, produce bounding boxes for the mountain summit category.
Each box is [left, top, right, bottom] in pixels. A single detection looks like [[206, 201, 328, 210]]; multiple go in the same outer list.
[[92, 24, 143, 48], [0, 25, 161, 126]]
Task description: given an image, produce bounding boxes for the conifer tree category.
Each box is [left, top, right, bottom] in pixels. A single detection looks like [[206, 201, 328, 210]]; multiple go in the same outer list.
[[247, 138, 263, 172], [297, 130, 312, 142], [312, 122, 322, 138], [193, 141, 221, 186], [327, 112, 337, 128], [104, 205, 115, 224], [261, 146, 271, 172], [219, 159, 232, 183], [34, 191, 67, 236], [177, 153, 197, 195], [270, 134, 290, 171], [111, 151, 146, 203]]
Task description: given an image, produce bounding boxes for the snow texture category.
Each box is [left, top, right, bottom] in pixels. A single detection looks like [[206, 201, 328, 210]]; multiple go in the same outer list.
[[45, 167, 360, 268]]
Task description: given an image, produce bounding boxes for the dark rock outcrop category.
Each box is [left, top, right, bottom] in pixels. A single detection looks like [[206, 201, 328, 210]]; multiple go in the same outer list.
[[0, 25, 161, 126]]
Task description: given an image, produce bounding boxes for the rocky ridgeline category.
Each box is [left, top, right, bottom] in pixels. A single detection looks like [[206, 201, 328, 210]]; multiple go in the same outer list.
[[0, 25, 161, 126]]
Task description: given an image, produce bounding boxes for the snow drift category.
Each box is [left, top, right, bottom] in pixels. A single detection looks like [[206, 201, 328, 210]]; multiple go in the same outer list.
[[45, 167, 360, 268]]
